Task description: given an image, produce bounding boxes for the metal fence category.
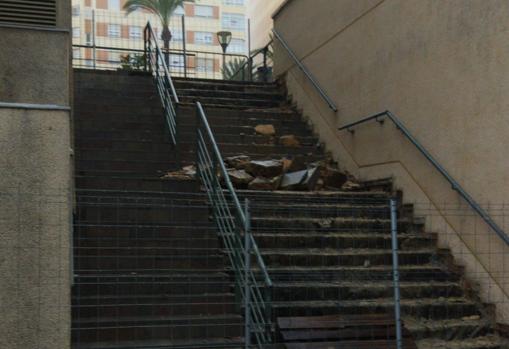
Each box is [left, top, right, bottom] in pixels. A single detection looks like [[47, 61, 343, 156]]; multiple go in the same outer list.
[[72, 10, 254, 80]]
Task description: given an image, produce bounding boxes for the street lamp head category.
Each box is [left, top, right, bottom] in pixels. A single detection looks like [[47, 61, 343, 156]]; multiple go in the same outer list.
[[217, 31, 232, 53]]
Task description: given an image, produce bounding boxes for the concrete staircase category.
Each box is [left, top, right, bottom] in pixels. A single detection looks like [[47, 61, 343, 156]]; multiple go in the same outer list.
[[72, 69, 507, 349]]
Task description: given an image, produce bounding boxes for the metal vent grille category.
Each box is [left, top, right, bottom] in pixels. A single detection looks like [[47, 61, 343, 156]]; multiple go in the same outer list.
[[0, 0, 57, 27]]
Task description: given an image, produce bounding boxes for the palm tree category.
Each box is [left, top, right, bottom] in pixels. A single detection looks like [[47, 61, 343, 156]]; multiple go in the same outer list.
[[124, 0, 193, 65]]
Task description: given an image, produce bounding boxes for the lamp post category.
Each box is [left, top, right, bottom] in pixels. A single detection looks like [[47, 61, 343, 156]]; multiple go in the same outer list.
[[217, 31, 232, 78]]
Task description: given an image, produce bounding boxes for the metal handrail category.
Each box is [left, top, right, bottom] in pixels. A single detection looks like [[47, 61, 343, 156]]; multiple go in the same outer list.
[[339, 110, 509, 246], [144, 22, 179, 145], [195, 101, 273, 347], [272, 29, 338, 112], [230, 39, 273, 81]]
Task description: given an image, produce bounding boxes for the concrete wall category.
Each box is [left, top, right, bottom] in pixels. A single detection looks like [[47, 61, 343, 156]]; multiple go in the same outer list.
[[247, 0, 285, 49], [273, 0, 509, 324], [0, 0, 73, 347], [0, 27, 71, 105], [0, 107, 72, 349]]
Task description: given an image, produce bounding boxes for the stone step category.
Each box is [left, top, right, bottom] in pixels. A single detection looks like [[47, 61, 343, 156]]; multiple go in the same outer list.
[[75, 203, 210, 225], [272, 297, 480, 320], [72, 337, 244, 349], [75, 119, 313, 137], [250, 217, 419, 233], [251, 203, 389, 219], [260, 248, 440, 267], [254, 232, 436, 250], [414, 335, 506, 349], [75, 154, 325, 174], [75, 143, 321, 162], [178, 95, 283, 108], [272, 280, 463, 302], [265, 265, 460, 282], [76, 159, 177, 174], [74, 110, 305, 127], [76, 132, 319, 147], [405, 317, 495, 341], [237, 189, 390, 204], [73, 293, 237, 318], [73, 273, 231, 297], [72, 314, 243, 343], [75, 176, 199, 192], [74, 252, 225, 270], [175, 87, 285, 101], [173, 76, 279, 91]]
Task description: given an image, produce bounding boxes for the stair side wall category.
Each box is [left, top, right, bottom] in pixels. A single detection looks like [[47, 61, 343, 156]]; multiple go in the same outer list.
[[273, 0, 509, 325], [0, 2, 72, 348]]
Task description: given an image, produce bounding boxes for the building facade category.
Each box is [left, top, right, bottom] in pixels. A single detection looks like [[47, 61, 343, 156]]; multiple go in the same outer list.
[[71, 0, 248, 79]]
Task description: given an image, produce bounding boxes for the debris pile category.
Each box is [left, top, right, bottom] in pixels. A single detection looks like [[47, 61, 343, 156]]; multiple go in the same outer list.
[[160, 123, 360, 191], [224, 155, 358, 191], [160, 165, 196, 180]]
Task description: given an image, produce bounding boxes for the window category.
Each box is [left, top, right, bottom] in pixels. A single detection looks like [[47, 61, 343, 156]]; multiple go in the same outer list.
[[83, 8, 93, 19], [129, 26, 142, 39], [86, 33, 93, 45], [195, 32, 214, 45], [173, 5, 184, 16], [196, 58, 214, 72], [108, 0, 120, 11], [172, 29, 183, 42], [169, 54, 185, 68], [224, 0, 244, 5], [72, 27, 81, 38], [73, 48, 81, 59], [110, 52, 120, 63], [222, 13, 245, 30], [228, 38, 245, 53], [195, 5, 214, 18], [108, 24, 120, 38], [72, 5, 80, 16]]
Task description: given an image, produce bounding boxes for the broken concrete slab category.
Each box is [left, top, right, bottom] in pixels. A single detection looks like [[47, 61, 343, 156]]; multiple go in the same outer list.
[[320, 166, 348, 189], [246, 159, 283, 178], [160, 165, 196, 180], [282, 158, 293, 172], [301, 167, 320, 191], [254, 124, 276, 136], [280, 169, 308, 190], [287, 155, 307, 172], [342, 180, 361, 191], [228, 169, 254, 187], [248, 176, 281, 190], [225, 155, 251, 170], [279, 134, 300, 147]]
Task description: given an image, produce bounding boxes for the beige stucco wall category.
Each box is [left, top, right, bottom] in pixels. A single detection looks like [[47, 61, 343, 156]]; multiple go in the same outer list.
[[0, 107, 72, 349], [273, 0, 509, 324], [247, 0, 285, 50], [0, 1, 73, 348], [0, 27, 71, 105]]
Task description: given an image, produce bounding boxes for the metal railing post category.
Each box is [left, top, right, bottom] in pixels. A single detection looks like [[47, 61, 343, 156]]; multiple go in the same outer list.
[[181, 15, 187, 78], [244, 199, 251, 349], [92, 9, 96, 69], [143, 27, 148, 72], [390, 198, 403, 349]]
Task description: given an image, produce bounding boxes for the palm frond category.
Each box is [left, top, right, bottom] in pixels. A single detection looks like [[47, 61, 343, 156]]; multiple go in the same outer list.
[[124, 0, 194, 27]]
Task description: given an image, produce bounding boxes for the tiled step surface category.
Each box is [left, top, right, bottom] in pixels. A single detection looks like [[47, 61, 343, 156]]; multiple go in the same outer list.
[[72, 69, 507, 349]]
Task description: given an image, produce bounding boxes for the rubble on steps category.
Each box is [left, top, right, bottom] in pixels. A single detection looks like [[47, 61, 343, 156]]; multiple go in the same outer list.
[[160, 165, 196, 180], [223, 155, 359, 192], [254, 124, 276, 136], [162, 156, 361, 192], [279, 135, 300, 147]]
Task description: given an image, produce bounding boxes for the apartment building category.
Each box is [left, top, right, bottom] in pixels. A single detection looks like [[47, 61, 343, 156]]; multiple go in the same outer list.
[[71, 0, 248, 78]]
